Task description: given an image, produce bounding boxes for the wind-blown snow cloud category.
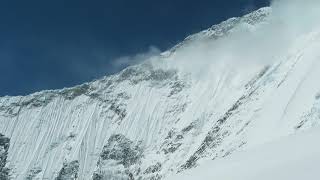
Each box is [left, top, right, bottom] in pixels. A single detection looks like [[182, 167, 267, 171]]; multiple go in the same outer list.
[[64, 46, 161, 83], [152, 0, 320, 80], [116, 0, 320, 82], [112, 46, 161, 68], [271, 0, 320, 35], [241, 0, 257, 14]]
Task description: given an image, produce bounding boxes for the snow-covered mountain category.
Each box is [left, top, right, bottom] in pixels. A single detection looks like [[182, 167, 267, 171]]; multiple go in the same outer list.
[[1, 2, 320, 179]]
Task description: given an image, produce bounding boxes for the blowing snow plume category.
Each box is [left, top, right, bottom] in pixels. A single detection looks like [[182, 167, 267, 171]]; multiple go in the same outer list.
[[109, 0, 320, 83], [271, 0, 320, 34], [147, 0, 320, 81]]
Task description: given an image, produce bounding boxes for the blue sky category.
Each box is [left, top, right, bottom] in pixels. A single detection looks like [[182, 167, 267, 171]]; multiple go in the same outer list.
[[0, 0, 269, 96]]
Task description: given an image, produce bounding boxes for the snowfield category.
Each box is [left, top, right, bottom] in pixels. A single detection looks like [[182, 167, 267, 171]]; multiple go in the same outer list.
[[1, 1, 320, 179], [167, 126, 320, 180]]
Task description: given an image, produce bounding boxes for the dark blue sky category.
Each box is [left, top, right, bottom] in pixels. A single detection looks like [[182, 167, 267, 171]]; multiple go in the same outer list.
[[0, 0, 269, 96]]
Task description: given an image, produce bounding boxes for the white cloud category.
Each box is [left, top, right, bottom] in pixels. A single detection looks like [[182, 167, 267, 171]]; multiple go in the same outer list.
[[112, 46, 161, 68], [107, 0, 320, 82], [155, 0, 320, 80]]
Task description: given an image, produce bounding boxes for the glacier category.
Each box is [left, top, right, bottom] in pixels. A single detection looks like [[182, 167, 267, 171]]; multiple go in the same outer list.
[[1, 3, 320, 180]]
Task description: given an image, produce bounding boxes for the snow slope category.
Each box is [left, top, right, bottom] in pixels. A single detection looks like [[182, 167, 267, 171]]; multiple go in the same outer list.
[[166, 126, 320, 180], [1, 5, 320, 180]]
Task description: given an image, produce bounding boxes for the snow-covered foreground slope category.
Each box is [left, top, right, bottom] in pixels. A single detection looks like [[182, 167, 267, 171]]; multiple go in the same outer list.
[[1, 3, 320, 180], [166, 126, 320, 180]]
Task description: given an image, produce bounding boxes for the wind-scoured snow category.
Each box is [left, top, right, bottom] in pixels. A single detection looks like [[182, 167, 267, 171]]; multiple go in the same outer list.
[[1, 1, 320, 179]]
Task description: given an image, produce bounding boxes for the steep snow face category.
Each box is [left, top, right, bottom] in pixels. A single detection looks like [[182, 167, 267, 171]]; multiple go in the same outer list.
[[1, 6, 320, 180]]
